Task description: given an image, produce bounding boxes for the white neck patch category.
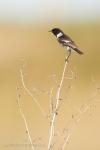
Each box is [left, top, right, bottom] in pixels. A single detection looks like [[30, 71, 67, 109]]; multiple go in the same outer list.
[[57, 32, 63, 38]]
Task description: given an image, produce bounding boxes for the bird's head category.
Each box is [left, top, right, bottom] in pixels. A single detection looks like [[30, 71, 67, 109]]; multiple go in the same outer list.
[[49, 28, 63, 37]]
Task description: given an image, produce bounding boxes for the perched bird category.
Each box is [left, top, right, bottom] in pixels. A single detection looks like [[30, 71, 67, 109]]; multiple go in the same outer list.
[[49, 28, 83, 55]]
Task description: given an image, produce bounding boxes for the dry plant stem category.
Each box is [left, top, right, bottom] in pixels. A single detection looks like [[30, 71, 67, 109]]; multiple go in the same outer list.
[[20, 69, 46, 118], [48, 51, 71, 150], [16, 88, 35, 150], [49, 87, 54, 116], [61, 87, 100, 150], [62, 133, 72, 150]]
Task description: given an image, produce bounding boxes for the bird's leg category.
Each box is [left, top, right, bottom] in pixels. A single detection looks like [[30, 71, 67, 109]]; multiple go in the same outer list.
[[65, 49, 71, 62]]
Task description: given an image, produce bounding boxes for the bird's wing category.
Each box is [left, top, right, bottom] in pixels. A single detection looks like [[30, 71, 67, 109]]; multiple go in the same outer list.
[[61, 38, 78, 49]]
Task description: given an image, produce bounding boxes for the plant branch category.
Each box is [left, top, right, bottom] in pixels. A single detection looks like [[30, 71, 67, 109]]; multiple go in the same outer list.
[[16, 87, 35, 150], [49, 87, 54, 116], [48, 52, 71, 150], [20, 68, 46, 118]]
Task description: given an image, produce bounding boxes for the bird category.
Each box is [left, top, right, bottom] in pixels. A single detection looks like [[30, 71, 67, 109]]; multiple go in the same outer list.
[[49, 28, 83, 55]]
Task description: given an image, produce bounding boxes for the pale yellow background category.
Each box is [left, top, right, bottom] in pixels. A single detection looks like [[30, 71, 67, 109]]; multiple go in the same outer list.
[[0, 22, 100, 150]]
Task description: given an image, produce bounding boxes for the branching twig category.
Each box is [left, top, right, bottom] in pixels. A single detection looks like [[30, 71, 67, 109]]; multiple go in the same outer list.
[[61, 86, 100, 150], [20, 68, 46, 118], [48, 52, 71, 150], [61, 133, 72, 150], [16, 87, 35, 150]]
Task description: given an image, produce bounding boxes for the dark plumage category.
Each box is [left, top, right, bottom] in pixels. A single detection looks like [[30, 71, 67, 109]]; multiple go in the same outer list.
[[50, 28, 83, 55]]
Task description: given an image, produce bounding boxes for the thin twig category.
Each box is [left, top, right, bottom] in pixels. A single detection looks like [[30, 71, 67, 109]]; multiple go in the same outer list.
[[61, 86, 100, 150], [20, 68, 46, 118], [62, 133, 71, 150], [49, 87, 54, 116], [49, 87, 55, 139], [64, 69, 76, 80], [16, 87, 35, 150], [48, 52, 71, 150]]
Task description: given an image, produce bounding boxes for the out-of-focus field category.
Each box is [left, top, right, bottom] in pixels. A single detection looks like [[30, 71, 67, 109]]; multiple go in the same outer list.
[[0, 23, 100, 150]]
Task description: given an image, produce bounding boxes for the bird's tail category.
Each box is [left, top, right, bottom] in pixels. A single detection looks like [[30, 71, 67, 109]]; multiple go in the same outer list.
[[74, 48, 84, 55]]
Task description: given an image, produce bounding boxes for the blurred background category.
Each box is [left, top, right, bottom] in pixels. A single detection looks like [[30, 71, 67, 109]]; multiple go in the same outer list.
[[0, 0, 100, 150]]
